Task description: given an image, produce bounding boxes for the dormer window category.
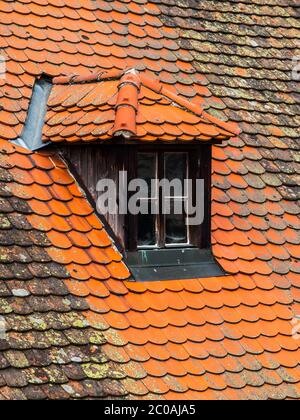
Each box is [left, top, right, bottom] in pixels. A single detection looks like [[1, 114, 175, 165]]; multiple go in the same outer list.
[[61, 143, 226, 281], [20, 69, 238, 281], [127, 147, 209, 252], [137, 151, 189, 248]]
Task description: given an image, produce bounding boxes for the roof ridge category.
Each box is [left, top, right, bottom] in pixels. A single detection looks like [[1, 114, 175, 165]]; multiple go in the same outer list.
[[112, 69, 238, 139], [52, 68, 240, 137], [139, 73, 240, 136], [52, 69, 126, 85], [113, 69, 141, 138]]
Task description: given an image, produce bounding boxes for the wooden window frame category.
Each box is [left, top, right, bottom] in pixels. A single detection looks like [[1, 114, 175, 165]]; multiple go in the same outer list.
[[125, 144, 212, 252], [59, 142, 225, 281]]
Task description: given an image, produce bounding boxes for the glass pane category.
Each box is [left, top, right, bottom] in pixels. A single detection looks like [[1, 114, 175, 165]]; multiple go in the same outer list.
[[138, 212, 157, 247], [165, 200, 188, 245], [165, 153, 187, 186], [137, 153, 157, 198]]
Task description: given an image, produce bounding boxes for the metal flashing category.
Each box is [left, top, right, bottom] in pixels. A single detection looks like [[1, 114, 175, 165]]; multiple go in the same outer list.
[[11, 77, 52, 151], [126, 248, 226, 281]]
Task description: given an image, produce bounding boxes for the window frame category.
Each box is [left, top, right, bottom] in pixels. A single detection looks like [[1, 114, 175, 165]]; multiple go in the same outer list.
[[125, 144, 212, 252], [59, 142, 225, 281]]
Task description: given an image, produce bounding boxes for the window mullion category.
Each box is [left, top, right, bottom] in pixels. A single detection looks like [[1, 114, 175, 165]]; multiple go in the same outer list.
[[202, 146, 212, 249], [126, 147, 138, 251], [188, 149, 198, 248], [157, 151, 165, 248]]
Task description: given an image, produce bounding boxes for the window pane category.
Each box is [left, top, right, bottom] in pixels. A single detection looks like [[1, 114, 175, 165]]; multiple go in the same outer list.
[[137, 154, 158, 248], [165, 200, 188, 245], [165, 153, 187, 186], [138, 212, 157, 247], [137, 153, 157, 198]]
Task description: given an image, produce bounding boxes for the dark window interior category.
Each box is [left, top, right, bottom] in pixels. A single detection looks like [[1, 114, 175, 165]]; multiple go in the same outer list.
[[136, 151, 188, 248], [59, 143, 225, 281], [128, 149, 205, 251]]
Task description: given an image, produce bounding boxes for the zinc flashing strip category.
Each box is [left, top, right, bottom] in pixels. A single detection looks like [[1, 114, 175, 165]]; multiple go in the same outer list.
[[11, 77, 52, 151], [126, 248, 227, 282]]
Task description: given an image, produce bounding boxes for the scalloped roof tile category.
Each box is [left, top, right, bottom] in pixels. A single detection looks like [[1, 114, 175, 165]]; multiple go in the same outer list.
[[43, 68, 238, 143], [0, 0, 299, 401]]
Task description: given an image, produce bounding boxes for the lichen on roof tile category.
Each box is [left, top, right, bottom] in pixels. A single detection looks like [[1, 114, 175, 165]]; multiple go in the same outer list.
[[0, 0, 299, 401]]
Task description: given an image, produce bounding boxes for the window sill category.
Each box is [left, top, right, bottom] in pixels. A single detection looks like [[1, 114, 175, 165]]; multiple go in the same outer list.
[[126, 248, 226, 282]]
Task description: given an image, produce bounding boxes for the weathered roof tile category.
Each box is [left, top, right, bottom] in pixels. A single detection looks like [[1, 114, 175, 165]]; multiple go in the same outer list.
[[0, 0, 299, 401]]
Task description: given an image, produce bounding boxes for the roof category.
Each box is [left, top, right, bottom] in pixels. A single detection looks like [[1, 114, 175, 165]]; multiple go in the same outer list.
[[0, 141, 130, 399], [44, 69, 238, 143], [0, 0, 299, 400]]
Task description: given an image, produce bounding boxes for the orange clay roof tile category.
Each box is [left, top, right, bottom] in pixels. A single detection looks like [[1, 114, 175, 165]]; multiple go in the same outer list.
[[42, 68, 238, 144], [0, 0, 300, 401]]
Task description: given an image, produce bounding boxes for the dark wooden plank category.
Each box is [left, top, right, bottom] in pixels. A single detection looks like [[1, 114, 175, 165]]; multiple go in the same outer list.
[[58, 143, 212, 253]]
